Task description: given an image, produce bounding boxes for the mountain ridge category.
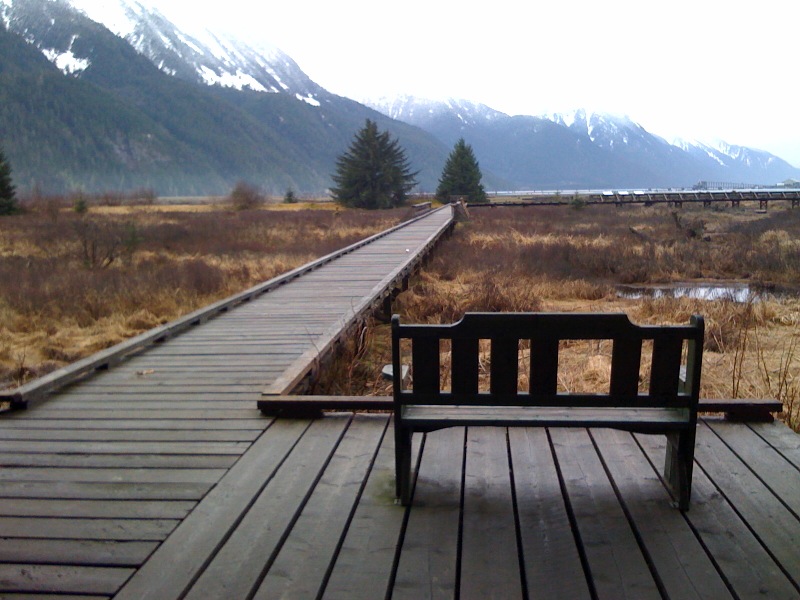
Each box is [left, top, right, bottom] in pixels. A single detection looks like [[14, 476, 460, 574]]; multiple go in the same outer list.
[[364, 97, 800, 189], [1, 0, 798, 196]]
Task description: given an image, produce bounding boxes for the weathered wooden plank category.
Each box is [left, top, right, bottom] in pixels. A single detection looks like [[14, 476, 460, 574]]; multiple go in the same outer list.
[[637, 433, 799, 598], [0, 480, 212, 501], [693, 423, 800, 587], [0, 538, 157, 566], [322, 419, 419, 600], [180, 416, 352, 600], [705, 420, 800, 515], [0, 498, 194, 519], [0, 564, 133, 595], [258, 395, 391, 414], [392, 427, 464, 600], [0, 441, 249, 455], [0, 428, 259, 442], [33, 400, 259, 410], [114, 418, 314, 600], [0, 517, 178, 540], [508, 427, 592, 599], [15, 409, 262, 420], [0, 453, 237, 469], [550, 428, 661, 599], [460, 426, 523, 599], [748, 421, 800, 470], [252, 416, 389, 599], [0, 417, 267, 431], [591, 428, 732, 599], [0, 467, 225, 484]]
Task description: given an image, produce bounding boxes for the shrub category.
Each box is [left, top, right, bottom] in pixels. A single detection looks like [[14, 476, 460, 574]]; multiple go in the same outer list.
[[229, 181, 264, 210]]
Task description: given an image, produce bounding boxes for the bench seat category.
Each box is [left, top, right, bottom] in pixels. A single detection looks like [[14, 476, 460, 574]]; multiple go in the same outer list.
[[401, 405, 691, 430]]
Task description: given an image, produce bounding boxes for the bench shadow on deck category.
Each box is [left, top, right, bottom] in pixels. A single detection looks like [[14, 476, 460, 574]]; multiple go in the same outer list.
[[108, 413, 799, 600]]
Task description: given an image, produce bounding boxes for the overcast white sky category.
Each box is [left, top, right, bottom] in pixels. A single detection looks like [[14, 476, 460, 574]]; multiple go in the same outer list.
[[157, 0, 798, 165]]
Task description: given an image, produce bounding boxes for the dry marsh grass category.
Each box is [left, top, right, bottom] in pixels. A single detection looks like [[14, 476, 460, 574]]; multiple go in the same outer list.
[[0, 203, 406, 389], [322, 205, 800, 429]]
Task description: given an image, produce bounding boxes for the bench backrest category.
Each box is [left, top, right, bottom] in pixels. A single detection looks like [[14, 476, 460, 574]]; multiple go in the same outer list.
[[392, 312, 704, 411]]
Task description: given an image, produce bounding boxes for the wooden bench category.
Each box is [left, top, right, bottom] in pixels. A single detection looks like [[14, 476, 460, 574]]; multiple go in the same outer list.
[[391, 312, 704, 510]]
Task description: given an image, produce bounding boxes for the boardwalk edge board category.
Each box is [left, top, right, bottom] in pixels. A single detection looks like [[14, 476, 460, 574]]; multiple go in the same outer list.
[[0, 205, 454, 411]]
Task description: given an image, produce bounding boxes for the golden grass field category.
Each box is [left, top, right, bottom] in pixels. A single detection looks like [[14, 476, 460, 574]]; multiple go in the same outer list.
[[314, 204, 800, 430], [1, 198, 798, 429], [0, 200, 404, 389]]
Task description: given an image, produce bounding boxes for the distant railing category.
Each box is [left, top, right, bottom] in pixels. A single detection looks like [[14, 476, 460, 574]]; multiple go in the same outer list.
[[410, 201, 433, 216]]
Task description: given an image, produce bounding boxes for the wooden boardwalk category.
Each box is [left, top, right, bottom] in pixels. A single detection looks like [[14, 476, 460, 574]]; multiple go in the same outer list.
[[1, 202, 799, 598], [2, 408, 797, 598]]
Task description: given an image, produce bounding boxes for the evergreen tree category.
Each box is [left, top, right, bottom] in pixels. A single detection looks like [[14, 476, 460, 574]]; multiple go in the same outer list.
[[435, 138, 487, 203], [331, 119, 418, 209], [0, 148, 19, 215]]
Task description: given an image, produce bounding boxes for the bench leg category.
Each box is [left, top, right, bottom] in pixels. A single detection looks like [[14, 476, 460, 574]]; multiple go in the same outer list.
[[395, 425, 413, 506], [664, 429, 696, 511]]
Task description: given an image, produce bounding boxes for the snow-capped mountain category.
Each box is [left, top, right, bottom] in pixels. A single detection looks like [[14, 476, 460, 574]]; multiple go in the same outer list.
[[542, 109, 660, 150], [366, 97, 800, 188], [0, 0, 324, 103], [673, 138, 783, 178], [0, 0, 449, 194], [71, 0, 325, 104], [365, 95, 507, 127]]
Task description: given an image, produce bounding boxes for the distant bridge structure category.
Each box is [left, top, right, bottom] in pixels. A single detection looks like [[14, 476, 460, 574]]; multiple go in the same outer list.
[[692, 181, 761, 191], [471, 188, 800, 210]]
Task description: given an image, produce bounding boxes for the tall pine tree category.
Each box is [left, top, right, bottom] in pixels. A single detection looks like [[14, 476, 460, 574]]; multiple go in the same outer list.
[[331, 120, 418, 209], [435, 138, 487, 203], [0, 148, 19, 215]]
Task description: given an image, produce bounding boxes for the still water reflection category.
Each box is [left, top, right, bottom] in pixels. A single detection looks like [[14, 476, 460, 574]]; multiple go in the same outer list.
[[617, 283, 773, 303]]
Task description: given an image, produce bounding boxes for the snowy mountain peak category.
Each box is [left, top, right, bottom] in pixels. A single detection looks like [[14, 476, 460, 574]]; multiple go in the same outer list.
[[364, 95, 507, 126], [8, 0, 326, 101]]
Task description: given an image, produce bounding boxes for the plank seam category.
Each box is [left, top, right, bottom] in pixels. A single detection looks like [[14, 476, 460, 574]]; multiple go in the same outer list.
[[630, 432, 741, 600], [587, 429, 669, 599], [703, 422, 800, 522], [504, 427, 530, 600], [691, 448, 800, 594], [385, 431, 427, 600], [455, 427, 467, 600], [746, 422, 800, 475], [546, 427, 599, 600], [316, 416, 391, 600], [243, 415, 355, 600]]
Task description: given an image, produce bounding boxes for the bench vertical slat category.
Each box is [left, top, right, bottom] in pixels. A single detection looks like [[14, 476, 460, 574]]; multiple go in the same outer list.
[[649, 337, 683, 399], [491, 338, 519, 395], [529, 338, 559, 395], [610, 338, 643, 398], [452, 337, 480, 395], [412, 338, 441, 395]]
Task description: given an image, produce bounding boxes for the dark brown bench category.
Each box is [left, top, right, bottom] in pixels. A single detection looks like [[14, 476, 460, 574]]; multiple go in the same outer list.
[[391, 312, 704, 510]]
